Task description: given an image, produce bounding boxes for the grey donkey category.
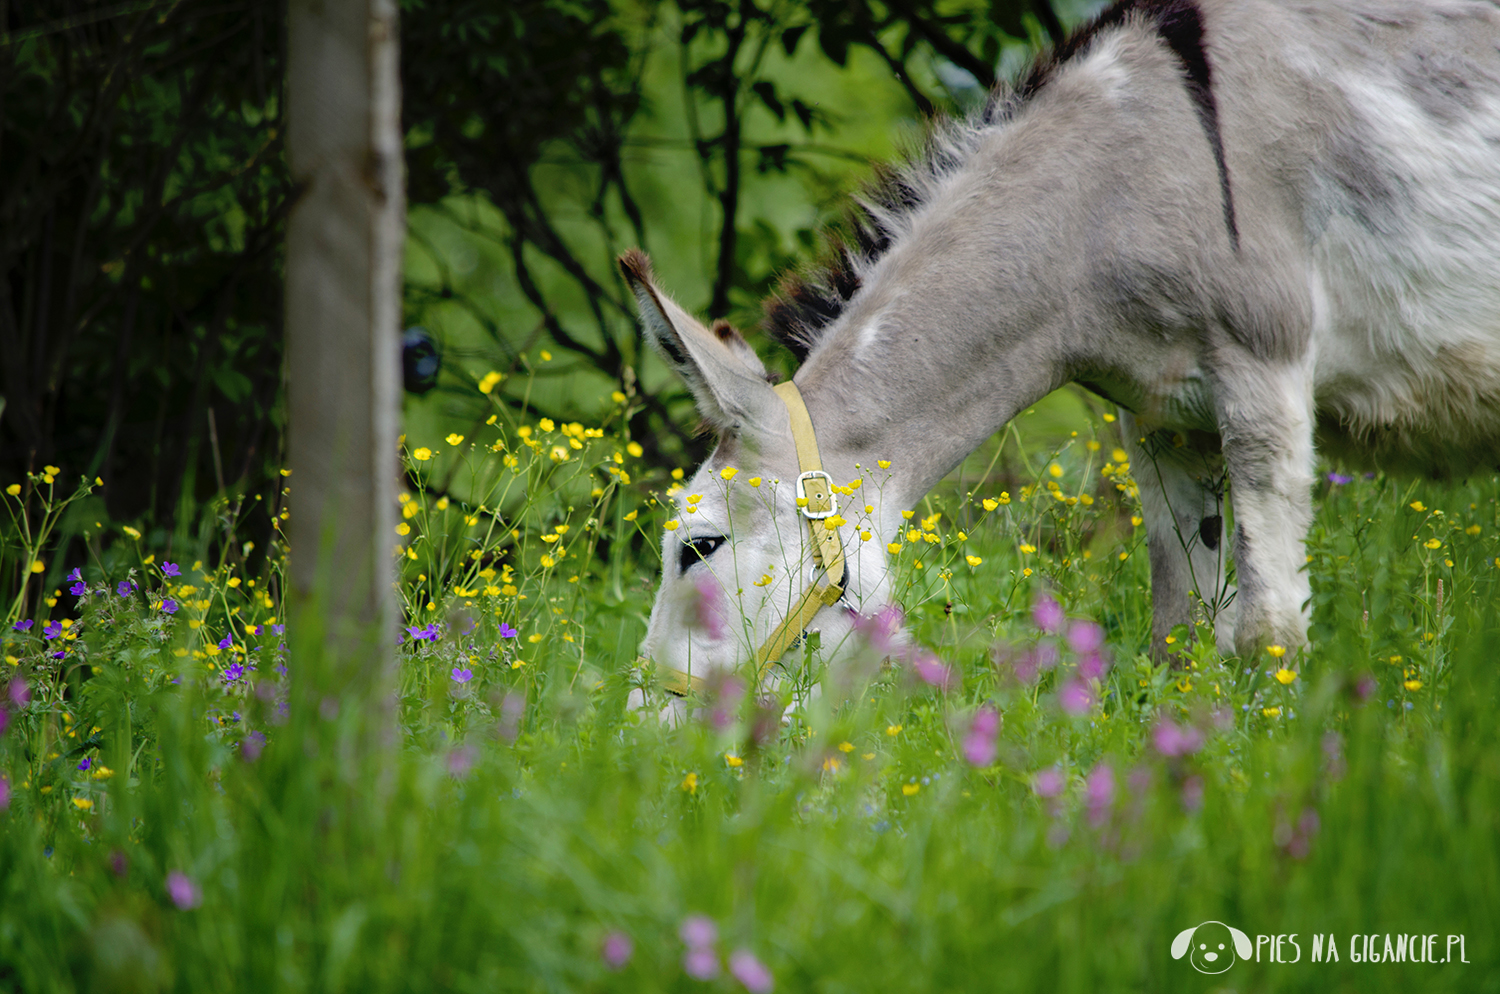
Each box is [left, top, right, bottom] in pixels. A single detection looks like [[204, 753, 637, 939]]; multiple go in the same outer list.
[[623, 0, 1500, 697]]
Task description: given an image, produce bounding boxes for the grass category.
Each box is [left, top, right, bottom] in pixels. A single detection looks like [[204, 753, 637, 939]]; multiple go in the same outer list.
[[1, 379, 1497, 992]]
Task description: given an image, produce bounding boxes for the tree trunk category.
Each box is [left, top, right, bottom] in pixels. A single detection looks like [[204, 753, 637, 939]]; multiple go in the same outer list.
[[285, 0, 404, 716]]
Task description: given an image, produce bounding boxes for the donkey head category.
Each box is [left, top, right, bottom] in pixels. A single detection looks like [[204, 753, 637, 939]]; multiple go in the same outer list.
[[620, 250, 898, 705]]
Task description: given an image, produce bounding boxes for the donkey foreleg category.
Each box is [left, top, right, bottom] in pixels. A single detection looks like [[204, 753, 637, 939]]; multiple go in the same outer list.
[[1122, 413, 1233, 659], [1214, 360, 1316, 660]]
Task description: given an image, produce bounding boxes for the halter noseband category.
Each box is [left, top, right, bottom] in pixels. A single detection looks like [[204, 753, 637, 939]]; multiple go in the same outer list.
[[657, 380, 847, 696]]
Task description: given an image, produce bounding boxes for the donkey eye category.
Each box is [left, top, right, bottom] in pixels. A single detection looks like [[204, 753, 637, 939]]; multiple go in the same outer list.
[[679, 535, 726, 573]]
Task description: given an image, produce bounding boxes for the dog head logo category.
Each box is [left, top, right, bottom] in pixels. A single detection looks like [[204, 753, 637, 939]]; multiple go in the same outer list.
[[1171, 921, 1253, 974]]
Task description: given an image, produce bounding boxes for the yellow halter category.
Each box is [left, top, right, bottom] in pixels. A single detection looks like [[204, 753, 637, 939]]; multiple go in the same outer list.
[[657, 381, 847, 696]]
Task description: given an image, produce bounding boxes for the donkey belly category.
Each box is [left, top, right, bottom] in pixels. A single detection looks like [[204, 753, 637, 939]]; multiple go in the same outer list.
[[1303, 46, 1500, 478]]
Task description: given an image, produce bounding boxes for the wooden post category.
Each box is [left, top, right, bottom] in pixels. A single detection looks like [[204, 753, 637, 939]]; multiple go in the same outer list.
[[284, 0, 403, 697]]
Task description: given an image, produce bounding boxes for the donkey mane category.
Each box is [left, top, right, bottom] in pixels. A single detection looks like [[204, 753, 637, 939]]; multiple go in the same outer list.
[[762, 0, 1234, 361]]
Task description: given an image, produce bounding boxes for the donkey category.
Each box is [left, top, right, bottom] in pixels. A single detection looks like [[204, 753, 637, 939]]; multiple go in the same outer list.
[[623, 0, 1500, 698]]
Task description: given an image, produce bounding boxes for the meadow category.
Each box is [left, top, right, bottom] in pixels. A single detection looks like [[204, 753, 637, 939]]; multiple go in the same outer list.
[[1, 379, 1496, 993]]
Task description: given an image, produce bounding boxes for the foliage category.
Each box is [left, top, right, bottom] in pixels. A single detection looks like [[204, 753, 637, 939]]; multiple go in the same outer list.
[[1, 385, 1497, 990]]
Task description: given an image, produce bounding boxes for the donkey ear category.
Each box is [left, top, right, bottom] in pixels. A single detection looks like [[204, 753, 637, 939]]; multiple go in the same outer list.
[[619, 249, 776, 432], [1228, 926, 1253, 959], [1170, 926, 1196, 960]]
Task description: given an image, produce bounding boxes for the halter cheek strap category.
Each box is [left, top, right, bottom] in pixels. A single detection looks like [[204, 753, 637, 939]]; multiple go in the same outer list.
[[656, 381, 847, 697]]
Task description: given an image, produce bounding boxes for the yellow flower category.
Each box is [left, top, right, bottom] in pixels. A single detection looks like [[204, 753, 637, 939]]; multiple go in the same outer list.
[[862, 752, 875, 761], [1048, 463, 1063, 478], [1019, 544, 1036, 554], [412, 447, 433, 461], [92, 765, 114, 780], [623, 510, 638, 522], [611, 390, 627, 403], [886, 724, 902, 736], [1110, 448, 1128, 463], [1102, 412, 1116, 422], [446, 433, 465, 446], [1267, 644, 1286, 659], [478, 371, 502, 394], [681, 772, 698, 794], [982, 498, 998, 511], [623, 441, 643, 459], [887, 542, 903, 555], [725, 753, 743, 768], [1410, 500, 1426, 512], [1424, 538, 1442, 549], [539, 555, 556, 568], [753, 574, 772, 587], [1274, 668, 1297, 685], [395, 523, 410, 536], [528, 633, 543, 643], [1466, 524, 1482, 536], [966, 555, 982, 567], [72, 797, 94, 811], [123, 525, 142, 540], [878, 460, 891, 469], [822, 756, 843, 773], [4, 484, 18, 496], [720, 466, 738, 480], [1262, 706, 1281, 717], [838, 741, 855, 753], [539, 418, 555, 432], [541, 534, 559, 544], [860, 530, 872, 542], [664, 520, 680, 532], [825, 515, 846, 528], [900, 510, 914, 520], [749, 477, 762, 487], [539, 350, 552, 362], [29, 560, 44, 573], [902, 783, 920, 796], [1404, 678, 1423, 691], [1164, 635, 1176, 644]]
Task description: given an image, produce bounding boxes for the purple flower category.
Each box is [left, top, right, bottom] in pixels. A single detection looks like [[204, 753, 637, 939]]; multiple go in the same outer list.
[[1076, 651, 1108, 681], [680, 915, 718, 950], [406, 623, 440, 642], [684, 947, 720, 980], [222, 661, 245, 683], [1084, 762, 1115, 827], [853, 603, 904, 655], [67, 568, 82, 583], [0, 778, 8, 811], [962, 705, 1001, 767], [1181, 774, 1205, 813], [497, 692, 524, 743], [1151, 719, 1205, 758], [110, 849, 128, 877], [162, 562, 181, 577], [1066, 620, 1104, 654], [43, 621, 61, 640], [1031, 766, 1065, 798], [1326, 472, 1352, 485], [705, 673, 747, 732], [1031, 593, 1065, 634], [729, 950, 774, 993], [451, 667, 473, 685], [601, 931, 634, 970], [218, 635, 233, 651], [242, 730, 266, 761], [1058, 679, 1094, 716], [77, 757, 91, 771], [909, 650, 955, 692], [498, 623, 518, 639], [160, 599, 178, 614], [51, 649, 65, 660], [692, 573, 728, 640], [12, 620, 32, 632], [116, 580, 137, 599], [447, 745, 477, 779], [271, 624, 285, 636], [166, 871, 201, 909], [67, 568, 86, 597]]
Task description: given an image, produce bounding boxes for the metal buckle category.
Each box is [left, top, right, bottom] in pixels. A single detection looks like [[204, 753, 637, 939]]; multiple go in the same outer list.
[[795, 470, 837, 520]]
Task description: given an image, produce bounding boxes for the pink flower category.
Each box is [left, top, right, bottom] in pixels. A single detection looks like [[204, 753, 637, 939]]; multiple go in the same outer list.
[[1084, 763, 1115, 827], [1066, 620, 1103, 654], [909, 650, 955, 692], [1076, 651, 1107, 681], [166, 870, 201, 909], [0, 777, 9, 811], [601, 931, 633, 970], [853, 604, 903, 654], [1058, 679, 1094, 716], [704, 673, 747, 731], [446, 745, 477, 779], [1031, 767, 1065, 798], [1151, 720, 1204, 758], [1031, 593, 1064, 634], [1180, 774, 1205, 813], [729, 949, 774, 993], [0, 709, 8, 737], [683, 947, 720, 980], [680, 915, 718, 950], [962, 706, 1001, 767], [7, 678, 28, 709], [692, 574, 728, 640]]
